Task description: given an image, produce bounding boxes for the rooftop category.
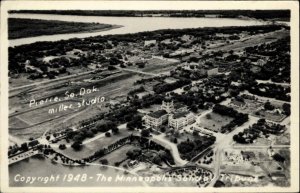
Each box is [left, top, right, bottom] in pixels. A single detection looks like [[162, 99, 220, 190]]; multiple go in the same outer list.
[[172, 111, 190, 119], [174, 103, 186, 109], [148, 109, 167, 118]]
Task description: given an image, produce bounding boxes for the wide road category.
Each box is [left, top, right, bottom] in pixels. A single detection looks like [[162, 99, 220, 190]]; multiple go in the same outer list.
[[207, 115, 259, 187], [152, 133, 188, 166]]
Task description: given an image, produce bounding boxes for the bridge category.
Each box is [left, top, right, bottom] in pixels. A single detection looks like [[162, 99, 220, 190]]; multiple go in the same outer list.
[[9, 148, 40, 165]]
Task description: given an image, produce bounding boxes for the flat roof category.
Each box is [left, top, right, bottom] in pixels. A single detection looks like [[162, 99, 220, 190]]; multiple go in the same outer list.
[[173, 111, 190, 119], [148, 109, 167, 118]]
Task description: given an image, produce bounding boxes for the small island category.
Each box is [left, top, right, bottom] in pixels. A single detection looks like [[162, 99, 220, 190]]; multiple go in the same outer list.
[[8, 18, 121, 39]]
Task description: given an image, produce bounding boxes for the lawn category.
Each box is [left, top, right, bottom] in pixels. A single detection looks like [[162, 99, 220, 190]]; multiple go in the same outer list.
[[198, 112, 233, 132], [99, 144, 137, 165], [56, 129, 135, 160]]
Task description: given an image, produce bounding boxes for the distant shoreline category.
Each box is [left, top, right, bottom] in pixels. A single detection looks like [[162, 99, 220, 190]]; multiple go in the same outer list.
[[8, 18, 123, 40], [9, 10, 290, 21]]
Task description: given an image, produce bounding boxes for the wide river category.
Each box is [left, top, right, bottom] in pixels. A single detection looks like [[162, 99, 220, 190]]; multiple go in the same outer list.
[[9, 13, 266, 47]]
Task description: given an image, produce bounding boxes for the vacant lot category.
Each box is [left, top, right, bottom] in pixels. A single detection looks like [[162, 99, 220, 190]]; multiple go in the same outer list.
[[218, 173, 269, 187], [255, 110, 286, 122], [228, 98, 264, 114], [274, 133, 290, 145], [198, 112, 233, 132]]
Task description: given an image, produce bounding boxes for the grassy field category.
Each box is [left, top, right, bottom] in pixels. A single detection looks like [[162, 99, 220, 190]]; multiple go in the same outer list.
[[8, 18, 115, 39], [15, 101, 79, 125], [127, 58, 178, 74], [198, 112, 233, 132], [57, 129, 134, 160], [100, 144, 137, 164]]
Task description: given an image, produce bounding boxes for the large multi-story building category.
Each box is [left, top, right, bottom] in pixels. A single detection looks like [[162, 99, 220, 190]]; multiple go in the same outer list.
[[145, 99, 192, 129], [168, 111, 196, 130], [145, 110, 168, 128]]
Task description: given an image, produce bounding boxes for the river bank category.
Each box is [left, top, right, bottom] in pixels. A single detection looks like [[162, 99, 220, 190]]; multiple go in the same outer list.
[[9, 18, 122, 39], [8, 13, 266, 47]]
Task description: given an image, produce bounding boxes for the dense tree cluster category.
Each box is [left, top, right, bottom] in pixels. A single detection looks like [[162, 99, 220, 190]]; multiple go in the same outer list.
[[248, 82, 290, 101], [153, 78, 191, 94], [177, 136, 216, 161], [10, 10, 290, 20], [68, 120, 117, 149], [233, 119, 286, 144], [8, 18, 112, 39], [213, 104, 249, 133], [128, 86, 145, 96]]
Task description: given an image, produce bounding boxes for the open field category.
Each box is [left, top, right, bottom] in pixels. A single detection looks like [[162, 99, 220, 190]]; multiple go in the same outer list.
[[233, 137, 271, 147], [11, 101, 79, 127], [9, 71, 139, 114], [9, 114, 70, 140], [220, 164, 265, 177], [255, 110, 287, 122], [208, 29, 289, 52], [228, 98, 264, 114], [55, 129, 135, 160], [127, 58, 179, 74], [274, 133, 290, 145], [228, 97, 288, 122], [218, 173, 269, 187], [9, 117, 30, 129], [198, 112, 233, 132], [100, 144, 137, 164], [8, 18, 117, 39], [165, 131, 206, 145], [9, 70, 145, 138]]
